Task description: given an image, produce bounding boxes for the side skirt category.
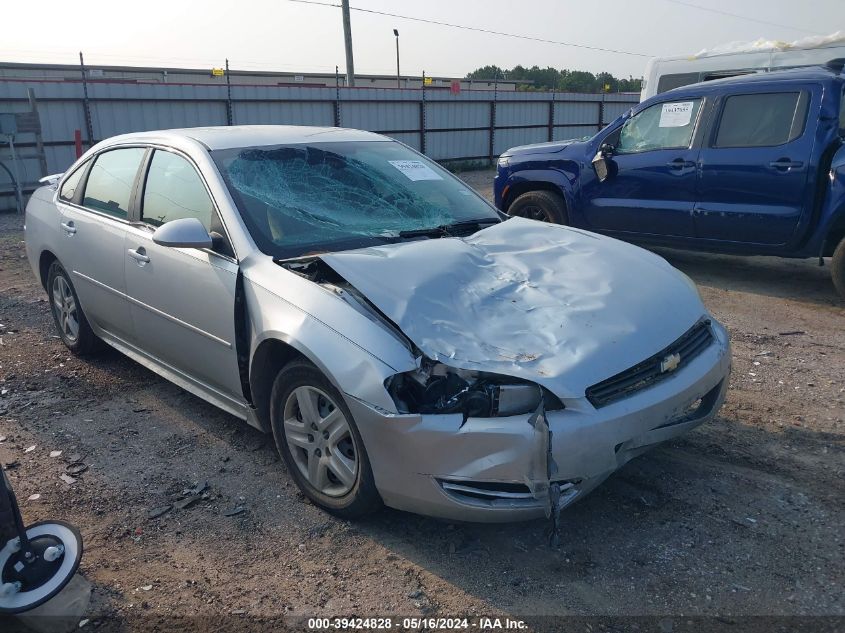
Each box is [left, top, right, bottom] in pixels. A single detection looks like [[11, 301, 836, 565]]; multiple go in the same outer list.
[[94, 327, 264, 431]]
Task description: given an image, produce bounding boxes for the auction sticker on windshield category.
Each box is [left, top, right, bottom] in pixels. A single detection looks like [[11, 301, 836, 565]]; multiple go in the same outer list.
[[659, 102, 694, 127], [389, 160, 443, 181]]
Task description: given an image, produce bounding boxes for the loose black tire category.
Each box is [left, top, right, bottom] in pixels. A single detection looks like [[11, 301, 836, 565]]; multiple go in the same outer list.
[[270, 359, 382, 518], [831, 237, 845, 299], [507, 190, 568, 225], [46, 260, 102, 355]]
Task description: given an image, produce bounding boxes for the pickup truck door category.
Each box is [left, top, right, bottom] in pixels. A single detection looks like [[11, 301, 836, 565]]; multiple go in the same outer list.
[[580, 98, 703, 238], [123, 148, 244, 403], [55, 147, 147, 341], [694, 87, 817, 245]]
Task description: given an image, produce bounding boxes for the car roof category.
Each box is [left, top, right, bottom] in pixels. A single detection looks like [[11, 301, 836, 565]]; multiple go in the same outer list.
[[99, 125, 389, 151]]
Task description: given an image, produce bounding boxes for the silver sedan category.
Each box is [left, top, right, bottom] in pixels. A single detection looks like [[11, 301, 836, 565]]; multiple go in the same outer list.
[[25, 126, 731, 524]]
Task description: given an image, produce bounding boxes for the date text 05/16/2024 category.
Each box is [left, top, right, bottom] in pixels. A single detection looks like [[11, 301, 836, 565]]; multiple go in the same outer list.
[[306, 617, 528, 630]]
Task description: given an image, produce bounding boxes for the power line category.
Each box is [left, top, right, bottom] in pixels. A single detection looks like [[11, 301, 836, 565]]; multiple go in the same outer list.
[[662, 0, 822, 36], [286, 0, 654, 57]]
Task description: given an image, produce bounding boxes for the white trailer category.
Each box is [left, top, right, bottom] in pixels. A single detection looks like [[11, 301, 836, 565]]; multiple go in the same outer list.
[[641, 32, 845, 101]]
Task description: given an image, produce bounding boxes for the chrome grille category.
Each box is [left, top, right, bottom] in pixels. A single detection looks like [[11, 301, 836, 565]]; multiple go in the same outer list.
[[586, 319, 714, 408]]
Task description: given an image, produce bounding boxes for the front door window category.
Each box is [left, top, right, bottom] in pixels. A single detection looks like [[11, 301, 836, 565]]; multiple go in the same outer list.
[[616, 99, 702, 154]]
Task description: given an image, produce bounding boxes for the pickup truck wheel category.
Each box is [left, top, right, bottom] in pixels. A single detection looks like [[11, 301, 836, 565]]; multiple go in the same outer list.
[[46, 261, 102, 355], [508, 190, 568, 225], [270, 360, 382, 519], [832, 238, 845, 299]]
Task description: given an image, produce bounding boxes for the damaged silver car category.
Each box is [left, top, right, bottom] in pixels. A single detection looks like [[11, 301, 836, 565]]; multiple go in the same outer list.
[[25, 126, 731, 527]]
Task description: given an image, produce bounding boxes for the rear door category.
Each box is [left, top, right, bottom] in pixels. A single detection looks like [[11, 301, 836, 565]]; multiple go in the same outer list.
[[55, 147, 146, 340], [123, 147, 243, 402], [694, 86, 817, 245], [580, 97, 704, 238]]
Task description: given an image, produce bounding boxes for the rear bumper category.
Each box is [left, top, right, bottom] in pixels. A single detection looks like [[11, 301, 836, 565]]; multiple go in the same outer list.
[[347, 320, 731, 523]]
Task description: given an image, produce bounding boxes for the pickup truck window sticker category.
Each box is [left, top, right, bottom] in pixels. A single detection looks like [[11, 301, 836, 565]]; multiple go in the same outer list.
[[659, 102, 695, 128]]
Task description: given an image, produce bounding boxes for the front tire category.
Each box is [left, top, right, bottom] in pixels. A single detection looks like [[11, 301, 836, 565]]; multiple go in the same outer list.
[[270, 360, 382, 518], [46, 261, 101, 355], [507, 190, 568, 225], [831, 237, 845, 299]]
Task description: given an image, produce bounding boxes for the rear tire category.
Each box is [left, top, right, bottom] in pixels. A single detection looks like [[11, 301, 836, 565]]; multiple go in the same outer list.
[[507, 190, 568, 225], [831, 237, 845, 299], [270, 360, 382, 519], [46, 261, 102, 355]]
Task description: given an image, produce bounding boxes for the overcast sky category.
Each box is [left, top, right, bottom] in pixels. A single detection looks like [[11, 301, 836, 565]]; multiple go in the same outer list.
[[1, 0, 842, 78]]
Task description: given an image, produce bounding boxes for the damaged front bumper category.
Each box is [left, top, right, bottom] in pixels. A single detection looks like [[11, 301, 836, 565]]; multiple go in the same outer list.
[[346, 321, 731, 523]]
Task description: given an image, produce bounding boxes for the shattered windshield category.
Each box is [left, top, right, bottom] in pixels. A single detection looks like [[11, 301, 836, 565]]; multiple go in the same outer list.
[[212, 140, 499, 257]]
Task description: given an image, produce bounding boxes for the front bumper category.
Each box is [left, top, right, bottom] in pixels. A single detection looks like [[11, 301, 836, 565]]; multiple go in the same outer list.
[[347, 321, 731, 523]]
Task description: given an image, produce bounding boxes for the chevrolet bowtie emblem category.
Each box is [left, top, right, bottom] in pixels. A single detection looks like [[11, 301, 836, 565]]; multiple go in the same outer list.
[[660, 352, 681, 373]]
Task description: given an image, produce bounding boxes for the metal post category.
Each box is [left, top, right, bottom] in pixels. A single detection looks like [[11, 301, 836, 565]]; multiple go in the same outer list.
[[334, 66, 341, 127], [489, 72, 499, 164], [7, 136, 24, 215], [225, 59, 233, 126], [28, 89, 48, 178], [420, 71, 427, 155], [78, 52, 94, 148], [393, 29, 400, 89], [548, 87, 556, 143], [341, 0, 356, 87], [598, 97, 605, 132]]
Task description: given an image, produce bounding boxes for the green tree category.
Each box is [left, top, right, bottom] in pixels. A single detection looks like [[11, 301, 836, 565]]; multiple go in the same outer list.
[[465, 65, 642, 93]]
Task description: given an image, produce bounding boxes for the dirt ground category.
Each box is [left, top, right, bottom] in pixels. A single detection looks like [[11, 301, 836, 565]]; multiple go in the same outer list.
[[0, 170, 843, 631]]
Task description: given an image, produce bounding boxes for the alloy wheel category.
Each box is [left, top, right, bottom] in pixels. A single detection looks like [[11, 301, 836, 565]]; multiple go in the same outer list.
[[283, 386, 358, 497], [51, 276, 79, 343]]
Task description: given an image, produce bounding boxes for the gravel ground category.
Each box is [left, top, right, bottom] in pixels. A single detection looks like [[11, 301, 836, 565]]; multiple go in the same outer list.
[[0, 171, 843, 631]]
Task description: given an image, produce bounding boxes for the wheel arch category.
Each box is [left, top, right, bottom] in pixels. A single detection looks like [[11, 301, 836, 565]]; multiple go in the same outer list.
[[502, 170, 576, 216], [822, 212, 845, 257], [249, 337, 307, 433], [249, 332, 376, 433], [38, 250, 59, 291]]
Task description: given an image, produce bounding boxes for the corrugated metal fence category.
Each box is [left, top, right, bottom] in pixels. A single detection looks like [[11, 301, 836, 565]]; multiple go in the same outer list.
[[0, 78, 638, 211]]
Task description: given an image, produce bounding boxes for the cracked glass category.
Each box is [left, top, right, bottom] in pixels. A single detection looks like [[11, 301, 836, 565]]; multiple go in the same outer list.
[[213, 140, 498, 257]]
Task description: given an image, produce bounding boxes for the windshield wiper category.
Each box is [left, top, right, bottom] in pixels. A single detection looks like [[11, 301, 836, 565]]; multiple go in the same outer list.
[[398, 217, 500, 239]]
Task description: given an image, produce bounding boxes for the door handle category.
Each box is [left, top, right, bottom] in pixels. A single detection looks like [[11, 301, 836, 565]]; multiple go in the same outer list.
[[60, 221, 76, 235], [769, 158, 803, 171], [666, 158, 696, 170], [127, 247, 150, 264]]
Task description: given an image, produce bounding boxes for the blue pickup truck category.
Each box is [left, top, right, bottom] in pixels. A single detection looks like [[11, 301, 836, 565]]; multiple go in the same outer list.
[[494, 62, 845, 297]]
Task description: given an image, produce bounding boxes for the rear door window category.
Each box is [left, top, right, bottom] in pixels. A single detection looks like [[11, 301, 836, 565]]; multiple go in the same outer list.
[[82, 148, 146, 219], [616, 99, 702, 154], [713, 91, 809, 148]]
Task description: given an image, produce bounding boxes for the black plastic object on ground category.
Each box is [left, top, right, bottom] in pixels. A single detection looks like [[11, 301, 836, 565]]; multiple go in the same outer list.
[[0, 464, 83, 615]]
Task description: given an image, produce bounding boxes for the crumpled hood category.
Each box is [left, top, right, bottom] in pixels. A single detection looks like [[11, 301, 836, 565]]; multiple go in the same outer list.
[[319, 218, 707, 398]]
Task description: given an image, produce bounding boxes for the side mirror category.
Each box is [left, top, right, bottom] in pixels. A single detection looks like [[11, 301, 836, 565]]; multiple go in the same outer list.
[[592, 143, 617, 183], [151, 217, 213, 249]]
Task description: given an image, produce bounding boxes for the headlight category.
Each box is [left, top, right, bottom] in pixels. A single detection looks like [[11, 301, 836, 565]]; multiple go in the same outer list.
[[386, 362, 560, 418], [497, 156, 510, 168]]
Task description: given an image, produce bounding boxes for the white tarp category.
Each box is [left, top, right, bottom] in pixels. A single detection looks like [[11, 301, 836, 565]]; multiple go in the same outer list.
[[692, 31, 845, 58]]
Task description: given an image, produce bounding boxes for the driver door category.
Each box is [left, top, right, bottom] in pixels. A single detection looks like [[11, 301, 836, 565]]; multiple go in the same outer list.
[[123, 148, 244, 404], [581, 98, 704, 238]]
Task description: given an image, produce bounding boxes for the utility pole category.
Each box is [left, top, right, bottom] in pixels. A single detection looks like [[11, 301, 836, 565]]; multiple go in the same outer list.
[[393, 29, 400, 88], [341, 0, 355, 87]]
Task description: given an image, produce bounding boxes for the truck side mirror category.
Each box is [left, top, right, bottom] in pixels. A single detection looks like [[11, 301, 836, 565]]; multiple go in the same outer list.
[[592, 144, 616, 182]]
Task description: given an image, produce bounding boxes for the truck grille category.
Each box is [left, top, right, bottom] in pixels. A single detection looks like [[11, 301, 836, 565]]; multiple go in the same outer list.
[[586, 319, 714, 408]]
